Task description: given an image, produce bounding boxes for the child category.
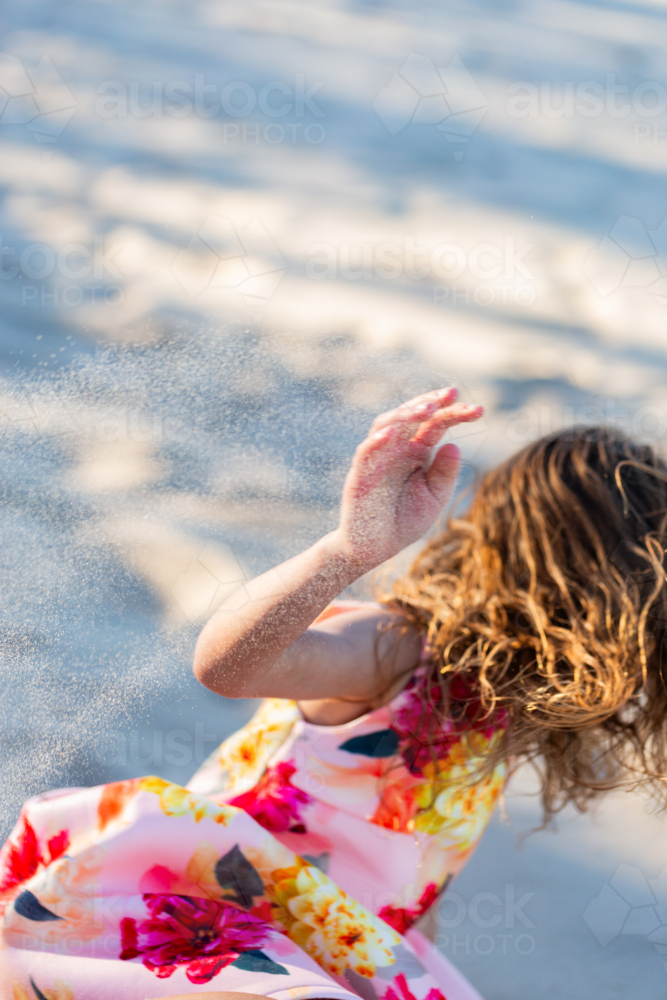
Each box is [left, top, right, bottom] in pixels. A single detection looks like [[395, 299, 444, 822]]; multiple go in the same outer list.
[[2, 387, 666, 1000]]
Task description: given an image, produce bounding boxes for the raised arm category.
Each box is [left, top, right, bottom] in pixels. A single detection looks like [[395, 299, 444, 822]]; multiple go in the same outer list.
[[193, 388, 483, 710]]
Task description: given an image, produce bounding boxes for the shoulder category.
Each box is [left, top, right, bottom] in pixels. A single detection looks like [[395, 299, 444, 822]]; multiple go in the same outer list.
[[298, 601, 423, 722], [310, 600, 422, 660]]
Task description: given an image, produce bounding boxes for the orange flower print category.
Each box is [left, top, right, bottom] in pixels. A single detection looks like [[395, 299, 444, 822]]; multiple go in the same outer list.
[[98, 779, 141, 831], [215, 699, 300, 797], [371, 768, 419, 833], [13, 979, 75, 1000]]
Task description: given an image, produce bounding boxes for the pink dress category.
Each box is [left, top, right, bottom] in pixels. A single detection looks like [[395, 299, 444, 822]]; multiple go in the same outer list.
[[0, 608, 507, 1000]]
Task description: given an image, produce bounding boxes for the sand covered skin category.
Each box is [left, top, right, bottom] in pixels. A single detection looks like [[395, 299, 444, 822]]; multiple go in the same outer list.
[[2, 0, 667, 997]]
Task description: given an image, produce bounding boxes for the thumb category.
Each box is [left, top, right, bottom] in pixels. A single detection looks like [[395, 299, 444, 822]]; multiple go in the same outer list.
[[426, 442, 461, 504]]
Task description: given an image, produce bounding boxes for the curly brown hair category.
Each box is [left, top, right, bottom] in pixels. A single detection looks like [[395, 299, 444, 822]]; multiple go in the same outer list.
[[381, 425, 667, 823]]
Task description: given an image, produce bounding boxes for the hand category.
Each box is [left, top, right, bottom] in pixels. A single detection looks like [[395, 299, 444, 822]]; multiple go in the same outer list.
[[331, 387, 483, 569]]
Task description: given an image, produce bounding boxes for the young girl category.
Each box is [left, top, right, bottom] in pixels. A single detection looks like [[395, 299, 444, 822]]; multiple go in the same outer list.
[[2, 387, 667, 1000]]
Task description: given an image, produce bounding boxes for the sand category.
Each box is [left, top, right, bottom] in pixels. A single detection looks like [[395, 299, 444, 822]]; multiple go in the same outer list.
[[2, 0, 667, 995]]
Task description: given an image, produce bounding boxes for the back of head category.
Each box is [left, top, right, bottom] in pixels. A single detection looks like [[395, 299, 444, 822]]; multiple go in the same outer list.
[[388, 425, 667, 821]]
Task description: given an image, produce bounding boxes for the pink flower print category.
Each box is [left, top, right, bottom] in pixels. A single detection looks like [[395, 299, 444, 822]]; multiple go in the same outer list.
[[378, 882, 440, 934], [383, 972, 447, 1000], [229, 760, 310, 833], [448, 675, 509, 739], [393, 683, 458, 774], [393, 671, 507, 774], [138, 864, 180, 894], [120, 893, 272, 983]]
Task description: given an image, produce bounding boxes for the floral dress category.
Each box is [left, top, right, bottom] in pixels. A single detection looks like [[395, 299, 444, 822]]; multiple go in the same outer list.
[[0, 605, 507, 1000]]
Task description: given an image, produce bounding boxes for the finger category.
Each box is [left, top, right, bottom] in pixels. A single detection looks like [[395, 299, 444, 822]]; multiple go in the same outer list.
[[356, 403, 481, 481], [425, 442, 461, 505], [370, 387, 458, 433], [370, 387, 457, 429], [353, 424, 398, 468], [347, 425, 400, 495], [410, 403, 483, 450], [352, 402, 480, 493]]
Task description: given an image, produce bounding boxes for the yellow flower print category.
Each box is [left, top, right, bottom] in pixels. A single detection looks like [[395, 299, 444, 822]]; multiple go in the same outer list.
[[413, 761, 506, 851], [268, 862, 399, 978], [215, 698, 300, 796], [13, 981, 75, 1000], [412, 730, 507, 852], [139, 777, 236, 825]]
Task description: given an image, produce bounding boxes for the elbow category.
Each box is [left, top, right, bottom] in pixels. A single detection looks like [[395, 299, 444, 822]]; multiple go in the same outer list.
[[192, 651, 214, 690], [192, 640, 248, 698]]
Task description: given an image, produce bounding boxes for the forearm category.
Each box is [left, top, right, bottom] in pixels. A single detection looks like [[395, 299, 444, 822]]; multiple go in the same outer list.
[[193, 529, 372, 697], [193, 388, 479, 700]]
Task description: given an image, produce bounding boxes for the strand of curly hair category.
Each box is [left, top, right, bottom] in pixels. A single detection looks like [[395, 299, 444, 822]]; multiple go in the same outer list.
[[377, 425, 667, 824]]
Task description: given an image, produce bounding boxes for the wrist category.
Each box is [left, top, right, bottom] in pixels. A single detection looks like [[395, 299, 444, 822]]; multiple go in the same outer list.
[[315, 530, 381, 582]]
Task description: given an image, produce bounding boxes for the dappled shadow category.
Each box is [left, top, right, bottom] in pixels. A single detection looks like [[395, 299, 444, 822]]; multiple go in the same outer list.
[[1, 3, 667, 997]]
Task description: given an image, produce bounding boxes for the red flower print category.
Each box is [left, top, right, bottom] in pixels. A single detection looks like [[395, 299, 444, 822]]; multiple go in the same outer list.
[[0, 812, 69, 895], [383, 972, 447, 1000], [415, 882, 439, 912], [378, 905, 412, 936], [372, 775, 418, 833], [229, 760, 310, 833], [378, 882, 440, 935], [120, 893, 272, 984], [250, 899, 274, 923], [393, 671, 506, 774], [393, 679, 458, 773], [46, 829, 69, 861]]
